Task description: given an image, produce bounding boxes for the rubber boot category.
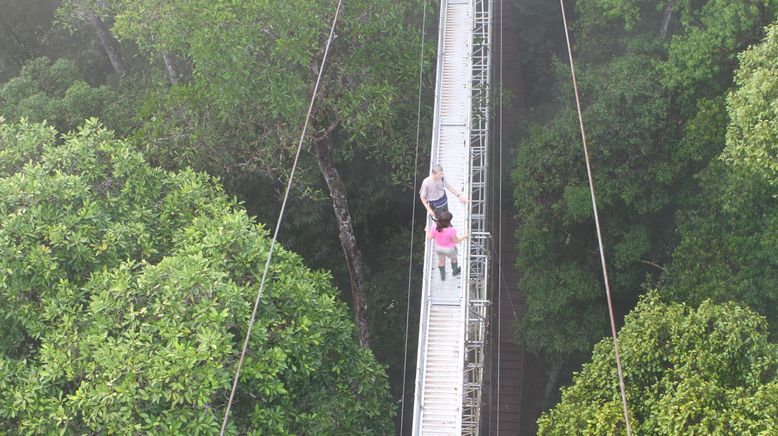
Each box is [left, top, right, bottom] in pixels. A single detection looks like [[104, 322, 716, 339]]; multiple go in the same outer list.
[[439, 266, 446, 281], [452, 261, 461, 276]]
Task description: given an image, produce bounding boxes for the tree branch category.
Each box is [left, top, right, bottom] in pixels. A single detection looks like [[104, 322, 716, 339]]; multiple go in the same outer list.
[[313, 117, 341, 142], [660, 0, 677, 40], [639, 259, 665, 271]]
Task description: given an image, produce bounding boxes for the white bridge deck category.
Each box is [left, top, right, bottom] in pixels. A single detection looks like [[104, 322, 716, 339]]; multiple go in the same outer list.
[[413, 0, 490, 434]]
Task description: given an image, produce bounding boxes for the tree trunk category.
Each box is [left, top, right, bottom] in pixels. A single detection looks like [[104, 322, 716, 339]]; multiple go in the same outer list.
[[86, 12, 124, 75], [0, 10, 31, 68], [5, 29, 30, 67], [312, 136, 371, 348], [660, 0, 677, 40], [541, 359, 564, 410], [163, 53, 178, 85]]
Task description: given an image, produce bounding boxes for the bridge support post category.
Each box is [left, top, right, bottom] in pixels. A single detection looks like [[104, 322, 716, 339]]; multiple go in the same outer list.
[[462, 0, 493, 433]]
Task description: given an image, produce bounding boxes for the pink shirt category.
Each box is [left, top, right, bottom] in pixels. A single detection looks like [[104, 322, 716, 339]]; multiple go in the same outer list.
[[430, 226, 458, 248]]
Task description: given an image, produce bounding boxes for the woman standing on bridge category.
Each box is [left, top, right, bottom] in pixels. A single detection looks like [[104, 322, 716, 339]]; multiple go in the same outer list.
[[419, 164, 467, 216], [427, 211, 469, 280]]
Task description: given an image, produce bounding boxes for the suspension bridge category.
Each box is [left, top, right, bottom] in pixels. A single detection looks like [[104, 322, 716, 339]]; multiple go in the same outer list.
[[409, 0, 634, 433], [224, 0, 632, 434], [411, 0, 494, 434]]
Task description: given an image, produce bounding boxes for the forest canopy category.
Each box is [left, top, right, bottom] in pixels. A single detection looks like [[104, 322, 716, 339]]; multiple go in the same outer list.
[[0, 0, 777, 433], [0, 119, 394, 434], [664, 20, 778, 335], [513, 0, 777, 381], [510, 1, 778, 428], [537, 293, 778, 435]]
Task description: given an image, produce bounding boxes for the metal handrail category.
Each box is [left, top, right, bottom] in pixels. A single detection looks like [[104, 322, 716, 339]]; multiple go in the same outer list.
[[462, 0, 493, 432], [412, 0, 493, 433], [411, 0, 451, 433]]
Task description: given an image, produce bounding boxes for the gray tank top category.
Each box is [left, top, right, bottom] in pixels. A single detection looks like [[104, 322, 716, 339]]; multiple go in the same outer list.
[[420, 176, 451, 201]]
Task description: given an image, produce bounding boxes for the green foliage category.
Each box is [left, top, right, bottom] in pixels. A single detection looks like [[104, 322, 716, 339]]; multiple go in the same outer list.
[[664, 0, 778, 100], [721, 22, 778, 192], [574, 0, 778, 92], [574, 0, 666, 62], [0, 0, 56, 82], [664, 22, 778, 334], [364, 227, 424, 395], [538, 293, 778, 435], [515, 261, 604, 359], [109, 0, 433, 363], [0, 57, 130, 134], [111, 0, 430, 186], [0, 120, 394, 434], [0, 117, 54, 175], [0, 0, 120, 84], [513, 49, 679, 361], [576, 0, 659, 33], [513, 0, 778, 368], [55, 0, 118, 32]]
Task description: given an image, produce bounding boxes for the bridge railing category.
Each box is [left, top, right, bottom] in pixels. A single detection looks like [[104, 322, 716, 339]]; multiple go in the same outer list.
[[412, 0, 492, 433], [411, 0, 452, 433], [463, 0, 493, 433]]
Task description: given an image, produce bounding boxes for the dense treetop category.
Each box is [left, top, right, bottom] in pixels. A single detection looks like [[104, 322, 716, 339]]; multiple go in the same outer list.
[[0, 119, 394, 434], [513, 0, 778, 364], [511, 1, 778, 420], [664, 21, 778, 335], [0, 58, 129, 134], [0, 0, 777, 432], [538, 293, 777, 435]]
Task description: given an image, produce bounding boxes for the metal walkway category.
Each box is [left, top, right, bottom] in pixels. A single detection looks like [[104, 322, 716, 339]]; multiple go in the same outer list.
[[413, 0, 493, 434]]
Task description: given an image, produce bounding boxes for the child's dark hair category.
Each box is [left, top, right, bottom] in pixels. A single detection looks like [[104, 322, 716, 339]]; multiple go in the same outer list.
[[435, 211, 453, 232]]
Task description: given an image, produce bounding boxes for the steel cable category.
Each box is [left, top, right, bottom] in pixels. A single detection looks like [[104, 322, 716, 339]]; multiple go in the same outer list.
[[558, 1, 633, 433], [399, 0, 429, 433], [219, 1, 344, 433]]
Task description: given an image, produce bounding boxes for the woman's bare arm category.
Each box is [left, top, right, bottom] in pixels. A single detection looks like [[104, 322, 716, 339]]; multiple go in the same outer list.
[[455, 233, 470, 243]]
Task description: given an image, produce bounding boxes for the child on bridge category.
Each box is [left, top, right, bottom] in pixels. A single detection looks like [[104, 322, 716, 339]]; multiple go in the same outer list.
[[426, 211, 469, 281]]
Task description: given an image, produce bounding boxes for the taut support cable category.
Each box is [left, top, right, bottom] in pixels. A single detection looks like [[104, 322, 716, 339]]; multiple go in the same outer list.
[[219, 1, 344, 434], [400, 0, 429, 433], [558, 0, 633, 434]]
